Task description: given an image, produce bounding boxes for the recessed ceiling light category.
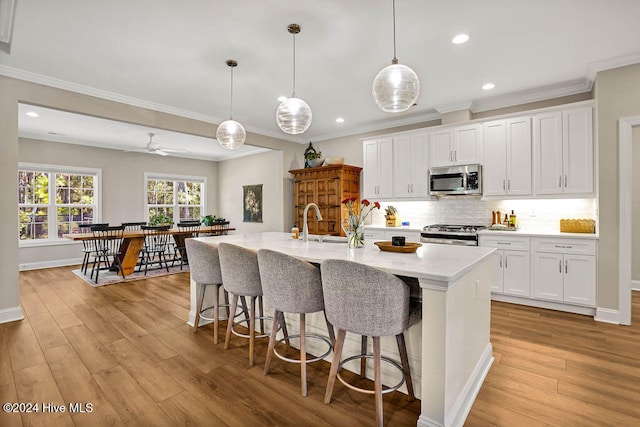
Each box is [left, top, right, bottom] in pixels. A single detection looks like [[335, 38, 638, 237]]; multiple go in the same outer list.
[[452, 34, 469, 44], [26, 111, 39, 117], [336, 118, 344, 123], [482, 83, 495, 90], [277, 96, 287, 102]]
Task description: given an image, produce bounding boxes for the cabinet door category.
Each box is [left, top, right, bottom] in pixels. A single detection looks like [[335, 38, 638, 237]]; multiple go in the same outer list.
[[564, 254, 596, 306], [362, 139, 380, 199], [393, 132, 428, 198], [563, 107, 593, 194], [503, 250, 530, 297], [533, 112, 563, 194], [532, 252, 563, 301], [393, 134, 413, 197], [506, 117, 532, 195], [482, 120, 507, 196], [490, 250, 505, 293], [429, 129, 454, 167], [454, 124, 482, 165], [377, 138, 394, 198]]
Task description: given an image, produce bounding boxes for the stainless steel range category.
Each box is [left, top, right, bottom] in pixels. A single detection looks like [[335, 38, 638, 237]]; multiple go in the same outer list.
[[420, 224, 487, 246]]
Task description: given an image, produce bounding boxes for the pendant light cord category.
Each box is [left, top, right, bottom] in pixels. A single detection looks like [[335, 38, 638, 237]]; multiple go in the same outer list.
[[392, 0, 398, 64], [292, 32, 297, 97], [229, 66, 234, 120]]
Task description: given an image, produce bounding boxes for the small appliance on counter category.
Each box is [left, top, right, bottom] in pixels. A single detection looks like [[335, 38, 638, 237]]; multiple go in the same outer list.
[[385, 205, 401, 227]]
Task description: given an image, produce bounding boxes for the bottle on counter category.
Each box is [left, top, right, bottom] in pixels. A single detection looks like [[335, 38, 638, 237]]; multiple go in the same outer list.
[[503, 213, 509, 227], [492, 211, 497, 225], [509, 210, 517, 229], [291, 225, 299, 239]]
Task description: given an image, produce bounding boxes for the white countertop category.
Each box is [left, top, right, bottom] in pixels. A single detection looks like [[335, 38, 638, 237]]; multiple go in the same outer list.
[[195, 232, 495, 286]]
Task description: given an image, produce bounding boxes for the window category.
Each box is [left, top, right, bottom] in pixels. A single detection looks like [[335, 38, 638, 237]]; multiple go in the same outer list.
[[18, 163, 101, 244], [145, 173, 205, 224]]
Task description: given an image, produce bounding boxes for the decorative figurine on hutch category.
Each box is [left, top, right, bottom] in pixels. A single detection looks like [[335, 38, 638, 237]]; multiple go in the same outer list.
[[304, 141, 323, 168]]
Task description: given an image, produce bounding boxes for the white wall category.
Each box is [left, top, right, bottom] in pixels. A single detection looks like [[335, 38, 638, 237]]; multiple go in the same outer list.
[[218, 150, 284, 233]]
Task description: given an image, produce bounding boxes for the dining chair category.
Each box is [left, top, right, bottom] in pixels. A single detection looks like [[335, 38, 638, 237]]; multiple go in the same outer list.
[[90, 225, 126, 283], [77, 223, 108, 274], [138, 225, 171, 275], [172, 220, 201, 269], [121, 221, 147, 231]]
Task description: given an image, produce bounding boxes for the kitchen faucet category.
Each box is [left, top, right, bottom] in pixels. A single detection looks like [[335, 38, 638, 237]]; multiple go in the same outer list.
[[302, 202, 323, 242]]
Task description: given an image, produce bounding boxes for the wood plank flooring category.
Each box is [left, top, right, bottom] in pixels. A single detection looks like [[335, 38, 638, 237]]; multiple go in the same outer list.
[[1, 266, 639, 426]]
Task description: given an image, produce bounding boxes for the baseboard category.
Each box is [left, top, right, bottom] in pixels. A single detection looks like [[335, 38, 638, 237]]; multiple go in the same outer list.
[[19, 258, 82, 271], [594, 307, 620, 324], [0, 306, 24, 324], [491, 294, 596, 317], [632, 280, 640, 291]]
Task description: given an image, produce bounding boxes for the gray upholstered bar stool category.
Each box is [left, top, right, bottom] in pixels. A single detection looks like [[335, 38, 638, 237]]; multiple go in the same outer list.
[[185, 238, 230, 344], [257, 249, 335, 397], [321, 259, 415, 427], [218, 242, 271, 367]]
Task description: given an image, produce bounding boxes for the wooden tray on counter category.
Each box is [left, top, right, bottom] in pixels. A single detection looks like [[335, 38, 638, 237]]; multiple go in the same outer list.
[[374, 241, 422, 253]]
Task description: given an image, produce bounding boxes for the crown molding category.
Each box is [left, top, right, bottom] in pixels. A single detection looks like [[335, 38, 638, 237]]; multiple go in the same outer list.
[[434, 102, 472, 114], [586, 51, 640, 82], [470, 79, 591, 113]]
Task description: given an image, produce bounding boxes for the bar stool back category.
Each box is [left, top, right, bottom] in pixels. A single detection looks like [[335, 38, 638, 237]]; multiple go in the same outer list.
[[218, 242, 269, 366], [185, 238, 231, 344], [257, 249, 334, 396], [320, 259, 415, 426]]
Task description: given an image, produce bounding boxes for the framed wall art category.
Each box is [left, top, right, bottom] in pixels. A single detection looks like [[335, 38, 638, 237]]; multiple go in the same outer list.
[[242, 184, 263, 223]]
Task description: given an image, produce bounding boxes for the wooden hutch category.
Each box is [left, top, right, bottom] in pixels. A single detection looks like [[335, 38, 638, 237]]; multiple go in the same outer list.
[[289, 164, 362, 236]]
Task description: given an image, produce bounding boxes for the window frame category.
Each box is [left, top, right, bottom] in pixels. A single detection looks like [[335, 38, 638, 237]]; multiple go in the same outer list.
[[18, 162, 102, 248], [144, 172, 207, 224]]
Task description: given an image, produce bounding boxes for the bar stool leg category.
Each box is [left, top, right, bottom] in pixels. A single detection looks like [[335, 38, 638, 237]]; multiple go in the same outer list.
[[373, 336, 383, 427], [396, 333, 415, 400], [264, 310, 280, 374], [258, 296, 265, 334], [360, 335, 368, 377], [224, 294, 239, 350], [224, 290, 230, 318], [193, 283, 206, 332], [300, 313, 307, 397], [323, 312, 335, 346], [324, 329, 346, 404], [212, 284, 220, 344], [279, 312, 290, 346], [249, 296, 256, 367]]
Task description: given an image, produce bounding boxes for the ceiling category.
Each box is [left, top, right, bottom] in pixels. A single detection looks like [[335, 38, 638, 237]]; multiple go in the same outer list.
[[3, 0, 640, 155]]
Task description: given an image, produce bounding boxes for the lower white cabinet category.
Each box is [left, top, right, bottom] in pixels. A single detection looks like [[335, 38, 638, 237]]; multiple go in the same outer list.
[[532, 238, 596, 307], [478, 236, 530, 296], [364, 228, 420, 243]]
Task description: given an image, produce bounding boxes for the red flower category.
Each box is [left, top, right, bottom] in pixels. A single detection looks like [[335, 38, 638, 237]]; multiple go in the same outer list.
[[374, 201, 381, 209], [362, 199, 370, 207]]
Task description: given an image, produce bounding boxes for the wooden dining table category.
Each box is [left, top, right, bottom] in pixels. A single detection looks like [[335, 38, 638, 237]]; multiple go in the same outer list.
[[63, 226, 235, 275]]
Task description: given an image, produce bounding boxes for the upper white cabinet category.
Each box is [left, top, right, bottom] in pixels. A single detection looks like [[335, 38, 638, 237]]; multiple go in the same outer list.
[[483, 117, 532, 197], [429, 124, 483, 168], [393, 131, 428, 198], [533, 107, 593, 195], [362, 138, 393, 199]]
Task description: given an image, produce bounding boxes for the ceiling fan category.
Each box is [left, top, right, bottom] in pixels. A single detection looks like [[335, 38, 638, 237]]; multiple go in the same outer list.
[[126, 133, 186, 156]]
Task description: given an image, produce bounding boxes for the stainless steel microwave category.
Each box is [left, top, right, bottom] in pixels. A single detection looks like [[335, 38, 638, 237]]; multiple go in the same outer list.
[[428, 164, 482, 196]]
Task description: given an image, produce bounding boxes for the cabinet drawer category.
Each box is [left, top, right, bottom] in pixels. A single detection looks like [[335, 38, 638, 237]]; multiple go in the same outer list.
[[384, 230, 420, 243], [479, 236, 530, 251], [532, 238, 596, 255]]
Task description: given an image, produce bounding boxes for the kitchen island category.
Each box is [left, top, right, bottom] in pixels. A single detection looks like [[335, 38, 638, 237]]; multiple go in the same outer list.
[[191, 232, 495, 427]]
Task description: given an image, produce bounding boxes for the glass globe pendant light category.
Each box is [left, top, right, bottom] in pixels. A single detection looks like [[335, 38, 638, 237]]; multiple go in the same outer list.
[[372, 0, 420, 113], [217, 59, 246, 150], [276, 23, 312, 135]]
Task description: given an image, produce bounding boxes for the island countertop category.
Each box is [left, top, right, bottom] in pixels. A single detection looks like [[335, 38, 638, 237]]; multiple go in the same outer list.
[[193, 231, 495, 288]]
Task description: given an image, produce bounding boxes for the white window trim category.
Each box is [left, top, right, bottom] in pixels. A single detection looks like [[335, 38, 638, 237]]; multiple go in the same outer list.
[[144, 172, 207, 224], [18, 162, 102, 248]]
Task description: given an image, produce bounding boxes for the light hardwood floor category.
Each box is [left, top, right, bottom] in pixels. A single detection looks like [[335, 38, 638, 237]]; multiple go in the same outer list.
[[1, 266, 639, 426]]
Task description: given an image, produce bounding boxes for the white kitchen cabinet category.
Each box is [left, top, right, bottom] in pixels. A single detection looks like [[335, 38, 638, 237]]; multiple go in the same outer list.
[[532, 237, 596, 307], [393, 131, 428, 198], [363, 228, 385, 241], [483, 117, 532, 196], [363, 138, 393, 199], [479, 236, 530, 296], [533, 107, 593, 195], [429, 124, 483, 168], [363, 228, 420, 243]]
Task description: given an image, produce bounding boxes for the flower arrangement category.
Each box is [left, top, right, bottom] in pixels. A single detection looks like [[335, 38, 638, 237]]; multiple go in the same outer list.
[[342, 197, 380, 247]]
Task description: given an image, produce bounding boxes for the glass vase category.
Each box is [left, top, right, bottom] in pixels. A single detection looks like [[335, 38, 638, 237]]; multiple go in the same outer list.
[[343, 216, 364, 248]]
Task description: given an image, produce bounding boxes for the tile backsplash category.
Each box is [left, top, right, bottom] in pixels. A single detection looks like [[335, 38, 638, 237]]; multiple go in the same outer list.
[[370, 197, 598, 232]]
